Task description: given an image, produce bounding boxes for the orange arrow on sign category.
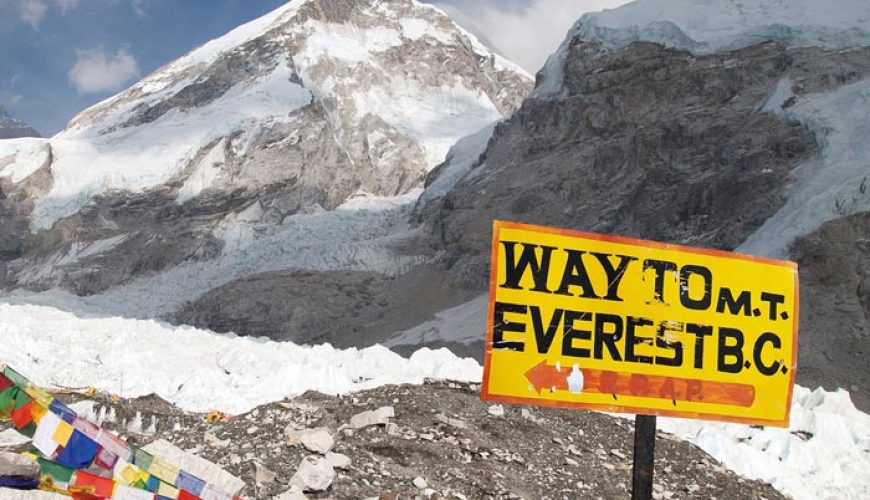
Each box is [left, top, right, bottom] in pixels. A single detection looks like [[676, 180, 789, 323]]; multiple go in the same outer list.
[[525, 361, 756, 408]]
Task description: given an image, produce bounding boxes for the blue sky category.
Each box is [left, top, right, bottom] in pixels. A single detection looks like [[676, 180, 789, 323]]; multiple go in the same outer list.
[[0, 0, 626, 136]]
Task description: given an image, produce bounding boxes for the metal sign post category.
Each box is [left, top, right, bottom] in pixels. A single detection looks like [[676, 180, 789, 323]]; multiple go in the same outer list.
[[631, 414, 656, 500]]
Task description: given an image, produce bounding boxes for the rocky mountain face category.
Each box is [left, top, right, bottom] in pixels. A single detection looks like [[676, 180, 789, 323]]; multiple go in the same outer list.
[[0, 0, 530, 296], [421, 4, 870, 409], [0, 106, 40, 140]]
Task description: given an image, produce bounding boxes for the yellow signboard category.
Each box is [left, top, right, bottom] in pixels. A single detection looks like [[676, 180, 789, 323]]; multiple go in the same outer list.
[[481, 221, 799, 427]]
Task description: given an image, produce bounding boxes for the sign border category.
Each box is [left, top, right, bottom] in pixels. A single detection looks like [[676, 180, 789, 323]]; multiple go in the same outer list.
[[481, 220, 800, 428]]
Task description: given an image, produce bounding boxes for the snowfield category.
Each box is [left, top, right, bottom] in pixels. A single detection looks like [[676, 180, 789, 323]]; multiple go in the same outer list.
[[0, 302, 867, 500]]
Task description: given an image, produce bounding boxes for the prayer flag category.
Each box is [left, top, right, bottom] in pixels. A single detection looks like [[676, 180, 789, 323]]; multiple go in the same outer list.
[[57, 430, 100, 469], [74, 470, 116, 499], [24, 386, 53, 409], [11, 400, 35, 429], [52, 419, 75, 447], [94, 447, 120, 471], [156, 481, 180, 499], [37, 457, 76, 484], [0, 372, 13, 393], [148, 457, 179, 485], [3, 366, 29, 388], [50, 399, 79, 424], [113, 484, 155, 500], [177, 491, 202, 500], [32, 411, 62, 457], [175, 471, 205, 497]]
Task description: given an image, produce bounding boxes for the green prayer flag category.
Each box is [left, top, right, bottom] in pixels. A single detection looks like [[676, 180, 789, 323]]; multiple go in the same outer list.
[[134, 448, 154, 471], [3, 367, 29, 388], [37, 457, 75, 483], [0, 386, 15, 416], [12, 389, 32, 410], [18, 421, 36, 438]]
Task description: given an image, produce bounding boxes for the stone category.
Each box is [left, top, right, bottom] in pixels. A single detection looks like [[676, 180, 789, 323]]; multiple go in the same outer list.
[[0, 429, 31, 448], [300, 428, 334, 454], [254, 462, 276, 487], [274, 486, 310, 500], [350, 406, 395, 429], [436, 413, 467, 429], [487, 405, 504, 417], [291, 456, 336, 492], [325, 452, 352, 470], [204, 433, 229, 449], [0, 452, 40, 478], [413, 476, 428, 489]]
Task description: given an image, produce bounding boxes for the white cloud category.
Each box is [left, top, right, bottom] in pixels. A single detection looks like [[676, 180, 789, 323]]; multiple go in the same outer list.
[[131, 0, 147, 17], [68, 46, 140, 94], [20, 0, 47, 28], [433, 0, 632, 74], [53, 0, 78, 14]]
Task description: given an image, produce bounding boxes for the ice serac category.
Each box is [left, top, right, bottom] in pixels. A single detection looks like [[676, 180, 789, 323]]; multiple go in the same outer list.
[[0, 0, 531, 296], [423, 0, 870, 409], [0, 106, 41, 140]]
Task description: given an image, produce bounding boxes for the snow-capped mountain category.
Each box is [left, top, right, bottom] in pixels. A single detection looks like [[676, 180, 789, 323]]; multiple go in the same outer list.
[[0, 0, 530, 299], [0, 106, 40, 139]]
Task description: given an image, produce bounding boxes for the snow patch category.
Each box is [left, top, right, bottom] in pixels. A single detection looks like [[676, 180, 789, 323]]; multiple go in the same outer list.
[[0, 303, 482, 415], [34, 60, 312, 230], [176, 139, 227, 204], [352, 77, 502, 168], [0, 138, 50, 183], [399, 18, 453, 44], [298, 22, 403, 64], [657, 386, 870, 500], [759, 76, 794, 114], [740, 78, 870, 257], [5, 191, 428, 319], [416, 121, 496, 208]]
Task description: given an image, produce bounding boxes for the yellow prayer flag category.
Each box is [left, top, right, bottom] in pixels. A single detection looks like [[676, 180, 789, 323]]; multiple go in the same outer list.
[[24, 386, 53, 408], [52, 420, 74, 446], [148, 457, 180, 485], [30, 403, 47, 424], [156, 481, 180, 499]]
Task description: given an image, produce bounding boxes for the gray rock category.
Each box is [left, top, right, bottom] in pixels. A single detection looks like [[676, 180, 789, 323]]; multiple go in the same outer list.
[[290, 456, 336, 492], [487, 405, 504, 417], [349, 406, 394, 429], [300, 428, 334, 454], [325, 452, 351, 470], [436, 413, 467, 429], [413, 476, 428, 489], [254, 461, 276, 486], [0, 452, 39, 478]]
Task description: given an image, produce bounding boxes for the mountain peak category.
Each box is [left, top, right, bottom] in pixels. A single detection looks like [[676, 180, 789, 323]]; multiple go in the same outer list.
[[19, 0, 531, 231], [0, 105, 41, 139]]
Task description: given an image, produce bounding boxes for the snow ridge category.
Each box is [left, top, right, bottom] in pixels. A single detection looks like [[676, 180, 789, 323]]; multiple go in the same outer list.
[[536, 0, 870, 97]]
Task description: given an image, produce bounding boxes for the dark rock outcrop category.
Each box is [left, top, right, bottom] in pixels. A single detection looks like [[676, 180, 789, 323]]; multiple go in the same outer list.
[[790, 212, 870, 410]]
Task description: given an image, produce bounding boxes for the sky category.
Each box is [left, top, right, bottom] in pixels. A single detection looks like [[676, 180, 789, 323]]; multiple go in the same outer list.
[[0, 0, 629, 136]]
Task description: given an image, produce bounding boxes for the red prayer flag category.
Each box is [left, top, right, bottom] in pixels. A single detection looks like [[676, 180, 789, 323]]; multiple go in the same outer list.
[[11, 400, 34, 429], [74, 470, 115, 499], [178, 490, 202, 500], [0, 373, 13, 393]]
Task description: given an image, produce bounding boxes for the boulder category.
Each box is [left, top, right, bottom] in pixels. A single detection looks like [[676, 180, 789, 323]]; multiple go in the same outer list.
[[290, 456, 335, 492], [349, 406, 395, 429]]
